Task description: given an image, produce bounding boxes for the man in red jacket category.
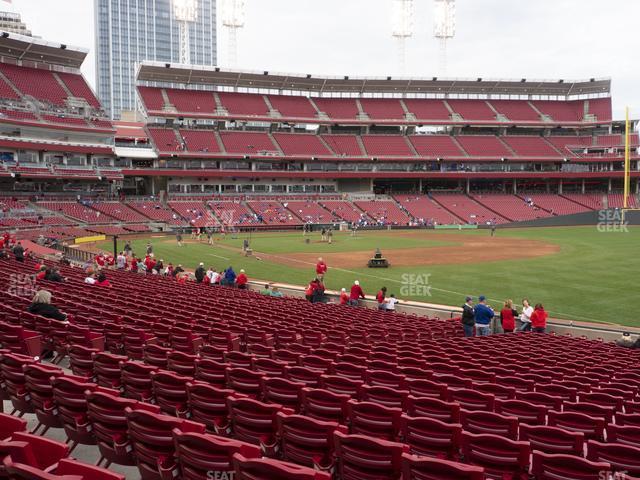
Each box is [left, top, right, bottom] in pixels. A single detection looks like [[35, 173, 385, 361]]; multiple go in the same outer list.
[[316, 257, 327, 280], [349, 280, 365, 306]]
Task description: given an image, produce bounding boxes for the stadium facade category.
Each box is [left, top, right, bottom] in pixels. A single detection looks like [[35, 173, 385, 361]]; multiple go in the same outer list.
[[94, 0, 217, 120]]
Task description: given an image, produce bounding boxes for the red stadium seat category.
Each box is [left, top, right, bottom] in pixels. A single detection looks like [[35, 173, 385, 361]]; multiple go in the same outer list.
[[460, 432, 530, 480], [400, 414, 462, 459], [300, 388, 350, 424], [150, 370, 191, 417], [519, 424, 584, 456], [232, 453, 332, 480], [226, 397, 282, 451], [531, 451, 611, 480], [460, 409, 519, 440], [120, 361, 158, 401], [260, 377, 305, 411], [494, 399, 548, 425], [547, 410, 606, 441], [333, 431, 407, 480], [406, 395, 461, 423], [186, 382, 236, 434], [401, 453, 486, 480], [586, 440, 640, 477], [4, 457, 125, 480], [172, 429, 261, 480]]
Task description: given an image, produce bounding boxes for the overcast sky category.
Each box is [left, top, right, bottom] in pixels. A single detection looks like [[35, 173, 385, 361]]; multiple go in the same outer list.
[[12, 0, 640, 119]]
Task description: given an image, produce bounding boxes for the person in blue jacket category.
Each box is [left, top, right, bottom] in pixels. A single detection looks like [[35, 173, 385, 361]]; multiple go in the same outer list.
[[474, 295, 495, 336], [222, 266, 236, 286]]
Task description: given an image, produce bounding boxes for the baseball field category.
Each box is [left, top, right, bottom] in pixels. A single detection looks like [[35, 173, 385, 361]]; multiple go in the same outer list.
[[102, 226, 638, 327]]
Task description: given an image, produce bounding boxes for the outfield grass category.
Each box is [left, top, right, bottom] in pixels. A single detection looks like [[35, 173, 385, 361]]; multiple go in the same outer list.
[[102, 226, 639, 327]]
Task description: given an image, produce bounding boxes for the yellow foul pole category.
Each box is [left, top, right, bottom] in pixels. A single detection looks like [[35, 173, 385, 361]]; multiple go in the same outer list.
[[624, 106, 630, 208]]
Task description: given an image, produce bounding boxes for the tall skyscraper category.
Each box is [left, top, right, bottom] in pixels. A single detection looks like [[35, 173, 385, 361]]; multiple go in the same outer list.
[[94, 0, 217, 119]]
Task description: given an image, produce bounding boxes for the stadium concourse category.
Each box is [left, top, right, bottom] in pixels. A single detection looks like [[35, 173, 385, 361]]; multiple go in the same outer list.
[[1, 251, 640, 480]]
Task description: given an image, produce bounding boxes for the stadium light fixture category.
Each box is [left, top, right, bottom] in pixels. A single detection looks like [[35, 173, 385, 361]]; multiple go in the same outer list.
[[392, 0, 414, 75], [173, 0, 198, 64], [433, 0, 456, 75], [222, 0, 246, 67]]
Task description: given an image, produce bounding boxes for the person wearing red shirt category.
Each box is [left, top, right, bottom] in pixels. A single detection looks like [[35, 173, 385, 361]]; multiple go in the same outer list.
[[500, 299, 518, 333], [177, 273, 187, 285], [130, 257, 138, 273], [315, 257, 327, 280], [530, 303, 548, 333], [376, 287, 387, 311], [96, 273, 112, 287], [349, 280, 365, 306], [35, 266, 47, 281], [106, 255, 115, 267], [236, 269, 248, 289], [144, 255, 156, 274], [339, 288, 349, 305], [95, 254, 105, 268]]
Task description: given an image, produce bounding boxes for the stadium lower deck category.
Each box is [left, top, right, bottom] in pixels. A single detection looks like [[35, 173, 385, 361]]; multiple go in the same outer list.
[[1, 255, 640, 479]]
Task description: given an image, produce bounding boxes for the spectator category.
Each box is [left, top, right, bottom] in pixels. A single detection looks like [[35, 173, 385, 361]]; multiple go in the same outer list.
[[615, 333, 640, 349], [164, 263, 174, 277], [154, 259, 164, 275], [222, 266, 236, 286], [519, 299, 533, 332], [124, 241, 132, 256], [177, 272, 188, 285], [474, 295, 494, 336], [146, 243, 153, 255], [12, 241, 24, 262], [500, 299, 518, 333], [349, 280, 365, 306], [305, 278, 320, 302], [210, 268, 221, 285], [96, 273, 112, 287], [130, 256, 138, 273], [173, 264, 184, 277], [316, 257, 327, 280], [386, 294, 398, 312], [236, 269, 248, 289], [339, 288, 349, 305], [271, 286, 283, 298], [531, 303, 548, 333], [116, 252, 126, 269], [260, 284, 272, 296], [28, 290, 66, 321], [45, 267, 64, 283], [311, 278, 325, 303], [461, 296, 475, 337], [136, 259, 146, 274], [85, 273, 97, 285], [376, 287, 387, 311], [195, 262, 206, 283], [35, 265, 47, 281]]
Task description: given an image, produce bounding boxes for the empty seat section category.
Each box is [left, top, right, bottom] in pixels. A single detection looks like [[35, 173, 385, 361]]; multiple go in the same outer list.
[[354, 201, 411, 225], [217, 92, 269, 116], [313, 98, 359, 120], [209, 201, 258, 226], [267, 95, 317, 118], [148, 128, 182, 152], [359, 98, 405, 119], [527, 195, 592, 215], [89, 203, 150, 223], [447, 100, 496, 121], [587, 97, 612, 122], [166, 88, 217, 114], [431, 194, 506, 224], [472, 194, 552, 222], [489, 100, 541, 121], [168, 202, 218, 227], [546, 136, 593, 156], [219, 131, 277, 154], [320, 201, 367, 222], [321, 135, 364, 156], [0, 63, 67, 105], [404, 99, 450, 120], [501, 136, 561, 157], [532, 100, 584, 122], [272, 133, 332, 156], [286, 202, 335, 224], [180, 130, 221, 153], [394, 194, 459, 224], [138, 86, 166, 111], [361, 135, 414, 156], [408, 135, 465, 157], [128, 202, 184, 224], [247, 201, 301, 225], [37, 202, 116, 224], [57, 72, 101, 108], [456, 136, 511, 157]]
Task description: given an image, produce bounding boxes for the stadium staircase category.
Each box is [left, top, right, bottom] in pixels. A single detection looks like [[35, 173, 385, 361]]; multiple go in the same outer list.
[[450, 136, 470, 157], [317, 135, 336, 156], [430, 196, 473, 224], [212, 92, 229, 116], [355, 135, 367, 156], [307, 97, 328, 120], [404, 135, 420, 157], [262, 95, 281, 119], [498, 137, 518, 157], [213, 131, 227, 153], [354, 99, 370, 121], [267, 132, 285, 155], [527, 101, 546, 121]]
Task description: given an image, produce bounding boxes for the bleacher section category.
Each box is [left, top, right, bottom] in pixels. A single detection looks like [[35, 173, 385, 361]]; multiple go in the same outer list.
[[394, 194, 460, 225], [128, 201, 184, 225], [320, 201, 368, 223], [180, 129, 221, 153], [432, 194, 507, 224], [37, 202, 117, 224], [456, 136, 512, 157], [272, 133, 332, 156], [247, 201, 301, 225], [168, 201, 218, 228], [166, 88, 217, 114], [219, 131, 277, 154], [267, 95, 317, 118], [285, 201, 336, 224], [527, 194, 592, 216], [354, 200, 412, 225], [447, 99, 496, 121], [361, 135, 414, 157], [472, 194, 552, 222], [89, 202, 151, 223], [321, 135, 364, 156], [490, 100, 541, 122], [501, 137, 561, 158], [217, 92, 269, 116], [408, 135, 466, 157], [209, 201, 258, 226]]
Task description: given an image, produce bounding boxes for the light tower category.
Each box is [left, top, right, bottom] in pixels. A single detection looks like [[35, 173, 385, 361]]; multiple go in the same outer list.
[[173, 0, 198, 65], [392, 0, 414, 75], [222, 0, 246, 67], [433, 0, 455, 75]]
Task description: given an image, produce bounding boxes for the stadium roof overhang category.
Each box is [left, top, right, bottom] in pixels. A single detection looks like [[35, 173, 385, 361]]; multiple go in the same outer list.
[[0, 31, 87, 69], [137, 62, 611, 98]]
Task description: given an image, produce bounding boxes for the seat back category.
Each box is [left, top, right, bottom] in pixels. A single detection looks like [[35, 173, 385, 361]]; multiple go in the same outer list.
[[226, 397, 281, 448], [400, 414, 462, 459], [547, 410, 606, 441], [346, 399, 402, 440], [460, 410, 519, 440], [150, 370, 191, 416], [531, 450, 611, 480], [518, 424, 584, 456], [260, 377, 304, 411], [300, 388, 350, 423], [172, 429, 261, 480], [494, 398, 548, 425], [401, 453, 485, 480], [460, 432, 530, 479], [406, 395, 461, 423], [186, 382, 236, 433], [333, 431, 407, 480], [232, 453, 331, 480], [586, 440, 640, 477], [120, 361, 158, 401], [92, 352, 127, 389]]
